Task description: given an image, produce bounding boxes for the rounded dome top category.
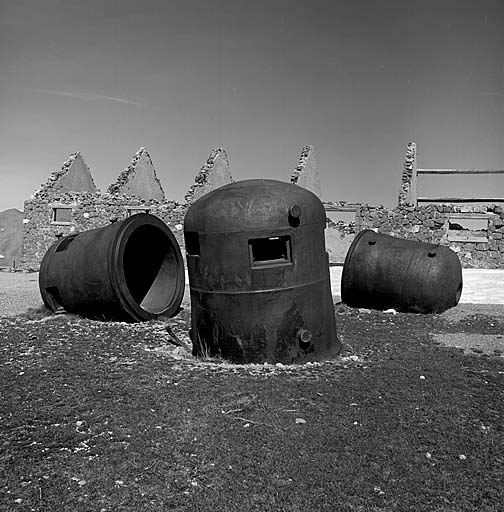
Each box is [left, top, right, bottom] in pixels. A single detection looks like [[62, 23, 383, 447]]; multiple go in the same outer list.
[[184, 179, 326, 234]]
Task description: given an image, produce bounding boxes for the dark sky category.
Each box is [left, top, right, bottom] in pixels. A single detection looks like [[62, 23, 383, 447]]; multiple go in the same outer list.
[[1, 0, 503, 210]]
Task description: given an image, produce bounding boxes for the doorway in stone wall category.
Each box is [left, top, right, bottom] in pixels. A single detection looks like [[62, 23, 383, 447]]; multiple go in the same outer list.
[[324, 209, 358, 265]]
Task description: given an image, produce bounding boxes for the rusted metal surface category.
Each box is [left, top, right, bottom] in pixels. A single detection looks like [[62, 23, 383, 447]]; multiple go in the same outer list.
[[184, 179, 341, 364], [39, 213, 185, 322], [341, 230, 463, 314]]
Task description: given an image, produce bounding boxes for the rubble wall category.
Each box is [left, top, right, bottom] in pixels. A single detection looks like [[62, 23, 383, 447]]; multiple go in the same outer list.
[[185, 148, 233, 203], [398, 142, 416, 207], [22, 192, 187, 270], [291, 145, 322, 198], [323, 202, 359, 265], [327, 203, 504, 269], [359, 204, 504, 269], [107, 148, 165, 201]]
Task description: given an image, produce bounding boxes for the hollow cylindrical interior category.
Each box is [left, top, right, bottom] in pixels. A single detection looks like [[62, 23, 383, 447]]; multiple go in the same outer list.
[[122, 224, 182, 315]]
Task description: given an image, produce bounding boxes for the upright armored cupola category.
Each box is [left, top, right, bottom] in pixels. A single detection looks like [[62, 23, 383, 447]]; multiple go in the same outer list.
[[183, 178, 340, 364]]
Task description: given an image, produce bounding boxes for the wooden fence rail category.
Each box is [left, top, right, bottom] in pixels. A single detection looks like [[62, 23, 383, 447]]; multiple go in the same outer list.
[[410, 167, 504, 205]]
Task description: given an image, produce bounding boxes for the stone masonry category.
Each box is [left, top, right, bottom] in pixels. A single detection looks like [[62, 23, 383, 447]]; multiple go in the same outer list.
[[291, 145, 322, 198], [184, 148, 233, 204], [398, 142, 417, 207], [35, 152, 98, 195], [107, 147, 165, 201], [19, 141, 504, 270], [324, 141, 504, 268], [357, 203, 504, 269], [21, 147, 236, 270]]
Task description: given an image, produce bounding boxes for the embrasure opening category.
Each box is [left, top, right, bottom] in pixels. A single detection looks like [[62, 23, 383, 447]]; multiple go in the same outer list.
[[248, 235, 292, 267]]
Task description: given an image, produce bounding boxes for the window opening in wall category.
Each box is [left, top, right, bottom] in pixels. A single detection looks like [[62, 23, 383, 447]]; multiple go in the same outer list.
[[51, 207, 72, 224], [127, 207, 150, 217], [185, 231, 200, 256], [446, 216, 489, 242], [249, 236, 292, 268], [55, 234, 78, 252]]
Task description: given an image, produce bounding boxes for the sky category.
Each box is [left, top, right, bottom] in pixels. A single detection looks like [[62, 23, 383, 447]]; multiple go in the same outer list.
[[0, 0, 503, 212]]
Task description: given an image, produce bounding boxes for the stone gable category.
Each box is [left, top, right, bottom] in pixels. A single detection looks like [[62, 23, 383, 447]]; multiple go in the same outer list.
[[291, 145, 322, 199], [185, 148, 233, 204], [35, 153, 98, 196], [107, 148, 165, 201], [22, 150, 180, 270], [20, 142, 504, 270]]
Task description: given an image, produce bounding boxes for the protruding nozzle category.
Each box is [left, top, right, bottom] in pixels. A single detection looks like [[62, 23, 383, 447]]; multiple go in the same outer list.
[[289, 204, 302, 218], [298, 328, 313, 347], [288, 205, 302, 227]]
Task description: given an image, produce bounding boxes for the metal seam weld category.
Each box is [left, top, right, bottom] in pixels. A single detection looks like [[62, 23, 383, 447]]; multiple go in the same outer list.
[[189, 275, 329, 295]]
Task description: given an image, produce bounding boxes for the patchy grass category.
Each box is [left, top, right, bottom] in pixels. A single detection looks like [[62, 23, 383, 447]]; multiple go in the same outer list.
[[20, 305, 56, 322], [1, 305, 503, 511]]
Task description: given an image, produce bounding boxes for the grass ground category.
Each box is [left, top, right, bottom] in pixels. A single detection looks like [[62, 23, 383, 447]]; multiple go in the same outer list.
[[1, 304, 503, 511]]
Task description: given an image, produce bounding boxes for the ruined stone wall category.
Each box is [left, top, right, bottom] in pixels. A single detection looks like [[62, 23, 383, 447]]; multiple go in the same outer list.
[[324, 201, 504, 268], [107, 148, 165, 201], [22, 192, 187, 270], [291, 145, 322, 198], [324, 228, 355, 265], [185, 148, 233, 203], [356, 203, 504, 269], [22, 142, 503, 271], [36, 153, 98, 195], [398, 142, 416, 207], [323, 202, 360, 264], [20, 146, 199, 270], [325, 140, 504, 269]]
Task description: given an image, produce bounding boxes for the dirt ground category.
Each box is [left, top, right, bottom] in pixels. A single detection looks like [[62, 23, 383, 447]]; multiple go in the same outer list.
[[1, 271, 504, 510]]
